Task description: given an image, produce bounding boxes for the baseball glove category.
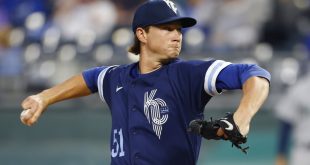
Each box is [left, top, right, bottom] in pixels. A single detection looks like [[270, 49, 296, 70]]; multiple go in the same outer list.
[[187, 113, 249, 154]]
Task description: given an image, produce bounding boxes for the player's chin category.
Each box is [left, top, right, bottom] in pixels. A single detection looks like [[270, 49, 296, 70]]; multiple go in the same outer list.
[[166, 52, 179, 60], [162, 52, 179, 63], [168, 48, 181, 57]]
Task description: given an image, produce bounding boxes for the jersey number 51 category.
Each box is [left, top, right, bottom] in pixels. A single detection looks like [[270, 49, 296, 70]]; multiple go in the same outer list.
[[111, 128, 125, 157]]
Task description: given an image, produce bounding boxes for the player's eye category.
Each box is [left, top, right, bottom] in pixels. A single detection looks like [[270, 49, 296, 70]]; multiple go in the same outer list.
[[162, 26, 181, 32]]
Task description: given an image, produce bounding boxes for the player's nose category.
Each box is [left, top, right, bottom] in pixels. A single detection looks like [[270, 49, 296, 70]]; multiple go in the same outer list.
[[171, 31, 182, 42], [172, 31, 182, 42]]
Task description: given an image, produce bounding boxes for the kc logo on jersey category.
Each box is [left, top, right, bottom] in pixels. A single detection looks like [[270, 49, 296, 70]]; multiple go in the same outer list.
[[144, 89, 169, 139], [163, 0, 178, 14]]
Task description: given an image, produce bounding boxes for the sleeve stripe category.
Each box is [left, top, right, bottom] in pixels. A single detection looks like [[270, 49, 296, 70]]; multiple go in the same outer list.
[[204, 60, 231, 96], [97, 66, 117, 103]]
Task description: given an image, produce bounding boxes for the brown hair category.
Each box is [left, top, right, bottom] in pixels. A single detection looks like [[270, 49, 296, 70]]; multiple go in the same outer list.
[[128, 26, 150, 55]]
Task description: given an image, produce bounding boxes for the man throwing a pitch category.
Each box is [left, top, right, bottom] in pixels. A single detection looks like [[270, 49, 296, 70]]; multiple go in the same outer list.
[[20, 0, 270, 164]]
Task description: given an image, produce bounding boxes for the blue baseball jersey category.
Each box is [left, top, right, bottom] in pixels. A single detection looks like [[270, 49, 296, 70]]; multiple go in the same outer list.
[[82, 59, 270, 165]]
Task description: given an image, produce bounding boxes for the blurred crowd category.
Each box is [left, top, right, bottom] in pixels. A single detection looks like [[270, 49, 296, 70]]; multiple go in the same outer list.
[[0, 0, 310, 91]]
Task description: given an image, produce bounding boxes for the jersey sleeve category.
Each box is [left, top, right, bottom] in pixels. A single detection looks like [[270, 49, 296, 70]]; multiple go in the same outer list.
[[215, 63, 271, 92], [203, 60, 231, 96], [82, 66, 108, 93], [174, 60, 231, 97], [83, 65, 119, 103]]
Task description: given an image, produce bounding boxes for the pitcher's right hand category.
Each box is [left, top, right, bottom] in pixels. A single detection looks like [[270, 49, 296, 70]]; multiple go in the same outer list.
[[20, 95, 47, 126]]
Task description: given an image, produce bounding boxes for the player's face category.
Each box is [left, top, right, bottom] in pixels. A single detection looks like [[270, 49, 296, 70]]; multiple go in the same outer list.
[[146, 22, 182, 60]]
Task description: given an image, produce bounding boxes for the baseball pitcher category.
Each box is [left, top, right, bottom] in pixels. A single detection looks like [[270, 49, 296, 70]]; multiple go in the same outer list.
[[20, 1, 270, 164]]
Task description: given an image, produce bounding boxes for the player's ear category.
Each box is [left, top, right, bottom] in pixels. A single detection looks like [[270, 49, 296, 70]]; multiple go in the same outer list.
[[136, 27, 147, 43]]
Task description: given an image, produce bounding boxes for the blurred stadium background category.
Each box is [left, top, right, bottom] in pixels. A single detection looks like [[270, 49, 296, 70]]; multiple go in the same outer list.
[[0, 0, 310, 164]]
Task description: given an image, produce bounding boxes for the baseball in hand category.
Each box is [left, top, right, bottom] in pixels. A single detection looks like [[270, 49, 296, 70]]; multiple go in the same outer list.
[[20, 109, 31, 120]]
